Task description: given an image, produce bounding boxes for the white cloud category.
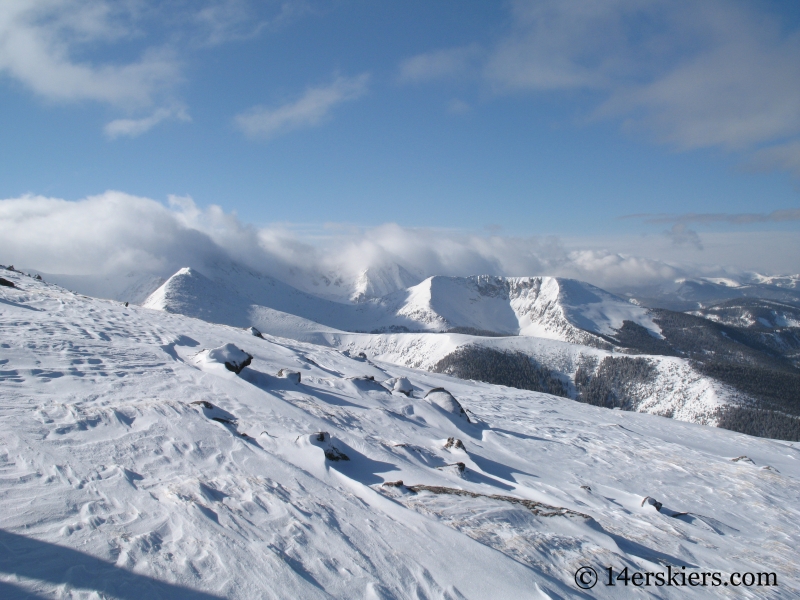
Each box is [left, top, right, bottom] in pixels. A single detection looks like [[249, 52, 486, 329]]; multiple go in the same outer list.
[[235, 74, 369, 139], [105, 107, 191, 139], [401, 0, 800, 174], [397, 45, 481, 84], [0, 0, 180, 107], [2, 193, 797, 297], [193, 0, 313, 46]]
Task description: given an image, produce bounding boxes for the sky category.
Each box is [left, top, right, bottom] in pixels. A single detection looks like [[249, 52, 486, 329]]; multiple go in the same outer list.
[[0, 0, 799, 285]]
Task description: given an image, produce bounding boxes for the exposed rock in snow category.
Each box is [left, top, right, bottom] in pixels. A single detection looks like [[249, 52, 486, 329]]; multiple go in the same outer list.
[[195, 343, 253, 374], [0, 277, 15, 288], [641, 496, 663, 512], [731, 455, 755, 464], [443, 437, 465, 450], [247, 326, 264, 338], [299, 431, 350, 461]]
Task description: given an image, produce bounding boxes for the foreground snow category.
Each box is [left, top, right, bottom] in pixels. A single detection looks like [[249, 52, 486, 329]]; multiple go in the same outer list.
[[1, 270, 799, 598]]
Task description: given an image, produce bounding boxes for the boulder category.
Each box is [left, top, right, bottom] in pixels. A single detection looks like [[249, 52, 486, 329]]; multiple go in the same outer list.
[[247, 326, 264, 338], [199, 343, 253, 374], [0, 277, 14, 288]]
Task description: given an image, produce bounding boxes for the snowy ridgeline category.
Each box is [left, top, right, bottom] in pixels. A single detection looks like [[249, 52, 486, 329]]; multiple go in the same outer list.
[[1, 269, 799, 598], [141, 267, 664, 343], [139, 266, 747, 426]]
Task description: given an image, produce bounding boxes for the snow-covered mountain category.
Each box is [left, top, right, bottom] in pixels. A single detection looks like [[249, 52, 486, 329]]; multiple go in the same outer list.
[[144, 268, 662, 345], [138, 268, 755, 427], [2, 267, 799, 598], [623, 276, 800, 311], [351, 264, 422, 302]]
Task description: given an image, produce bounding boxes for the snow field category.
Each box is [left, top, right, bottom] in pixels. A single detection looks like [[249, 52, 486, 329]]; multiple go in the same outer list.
[[1, 270, 799, 598]]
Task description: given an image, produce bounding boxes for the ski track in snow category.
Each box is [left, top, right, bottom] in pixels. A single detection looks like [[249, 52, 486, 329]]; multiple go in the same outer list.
[[1, 270, 799, 598]]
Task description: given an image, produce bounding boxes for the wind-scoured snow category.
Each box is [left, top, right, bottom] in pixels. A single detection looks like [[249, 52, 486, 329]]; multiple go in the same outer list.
[[2, 269, 799, 598]]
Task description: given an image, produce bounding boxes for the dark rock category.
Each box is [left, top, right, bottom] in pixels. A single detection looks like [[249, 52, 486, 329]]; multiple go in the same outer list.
[[247, 326, 264, 338], [437, 462, 466, 474], [0, 277, 15, 288], [324, 447, 350, 461], [580, 485, 592, 492], [443, 437, 465, 450], [382, 480, 404, 487], [34, 274, 42, 281], [224, 354, 252, 374], [641, 496, 663, 511]]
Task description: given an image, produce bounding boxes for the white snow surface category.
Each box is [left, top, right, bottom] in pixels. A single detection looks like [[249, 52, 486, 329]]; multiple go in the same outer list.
[[2, 270, 799, 598]]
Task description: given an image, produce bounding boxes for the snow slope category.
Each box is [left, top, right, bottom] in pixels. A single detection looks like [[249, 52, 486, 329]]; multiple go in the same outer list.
[[2, 269, 799, 598], [328, 331, 737, 425]]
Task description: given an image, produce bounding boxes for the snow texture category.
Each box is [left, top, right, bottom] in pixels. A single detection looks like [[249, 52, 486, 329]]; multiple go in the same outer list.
[[1, 269, 799, 598]]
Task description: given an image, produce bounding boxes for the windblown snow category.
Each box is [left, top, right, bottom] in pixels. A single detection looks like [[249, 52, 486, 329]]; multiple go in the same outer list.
[[1, 269, 799, 598]]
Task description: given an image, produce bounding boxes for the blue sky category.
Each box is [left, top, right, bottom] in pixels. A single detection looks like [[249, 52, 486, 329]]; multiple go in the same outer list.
[[1, 0, 799, 279]]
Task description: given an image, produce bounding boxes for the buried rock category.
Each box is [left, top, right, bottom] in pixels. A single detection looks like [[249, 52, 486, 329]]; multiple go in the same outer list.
[[386, 377, 413, 396], [425, 388, 469, 420], [277, 369, 301, 384], [247, 326, 264, 338], [300, 431, 350, 461]]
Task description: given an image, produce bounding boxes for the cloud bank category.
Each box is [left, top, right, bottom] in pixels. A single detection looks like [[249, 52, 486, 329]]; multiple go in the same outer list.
[[0, 0, 179, 108], [2, 193, 796, 300]]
